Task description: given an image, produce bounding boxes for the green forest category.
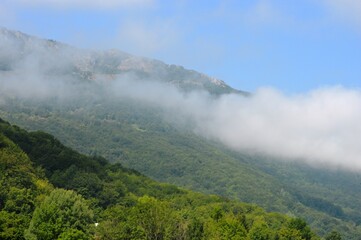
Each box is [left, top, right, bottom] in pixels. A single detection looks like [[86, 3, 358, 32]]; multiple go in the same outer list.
[[0, 117, 338, 239], [2, 97, 360, 239]]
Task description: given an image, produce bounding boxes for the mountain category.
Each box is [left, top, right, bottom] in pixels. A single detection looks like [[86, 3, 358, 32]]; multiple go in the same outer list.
[[0, 118, 320, 239], [0, 27, 245, 95], [0, 27, 360, 238]]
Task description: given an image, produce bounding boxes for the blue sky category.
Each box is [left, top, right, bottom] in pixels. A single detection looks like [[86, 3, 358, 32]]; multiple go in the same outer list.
[[1, 0, 361, 93]]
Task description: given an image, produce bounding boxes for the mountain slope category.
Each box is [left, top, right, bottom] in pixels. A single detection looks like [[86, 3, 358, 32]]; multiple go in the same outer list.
[[0, 121, 52, 239], [0, 27, 245, 95], [0, 28, 360, 238], [0, 118, 321, 239], [2, 102, 360, 238]]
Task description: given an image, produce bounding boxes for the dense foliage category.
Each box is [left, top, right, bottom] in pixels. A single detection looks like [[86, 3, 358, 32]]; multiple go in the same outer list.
[[0, 118, 324, 239], [0, 130, 52, 239], [25, 189, 94, 240], [1, 97, 360, 238]]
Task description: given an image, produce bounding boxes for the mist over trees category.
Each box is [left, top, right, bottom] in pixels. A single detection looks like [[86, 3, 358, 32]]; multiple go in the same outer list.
[[1, 27, 361, 171]]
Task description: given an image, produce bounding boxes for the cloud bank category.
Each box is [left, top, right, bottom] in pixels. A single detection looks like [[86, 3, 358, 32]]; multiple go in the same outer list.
[[2, 60, 361, 171], [107, 78, 361, 171], [199, 87, 361, 170]]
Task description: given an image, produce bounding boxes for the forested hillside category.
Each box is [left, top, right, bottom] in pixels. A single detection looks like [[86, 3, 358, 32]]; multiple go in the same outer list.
[[1, 97, 360, 239], [0, 118, 324, 239]]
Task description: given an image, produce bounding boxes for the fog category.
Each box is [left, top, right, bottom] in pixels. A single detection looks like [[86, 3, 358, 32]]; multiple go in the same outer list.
[[107, 79, 361, 171], [1, 30, 361, 171]]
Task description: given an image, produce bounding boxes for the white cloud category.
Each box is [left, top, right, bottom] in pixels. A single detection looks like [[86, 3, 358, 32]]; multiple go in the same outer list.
[[116, 19, 181, 56], [10, 0, 155, 9], [319, 0, 361, 27], [198, 87, 361, 170], [214, 0, 294, 29], [243, 0, 284, 26], [108, 80, 361, 171]]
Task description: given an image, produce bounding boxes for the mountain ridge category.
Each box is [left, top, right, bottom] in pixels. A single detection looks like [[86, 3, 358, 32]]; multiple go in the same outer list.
[[0, 26, 247, 95]]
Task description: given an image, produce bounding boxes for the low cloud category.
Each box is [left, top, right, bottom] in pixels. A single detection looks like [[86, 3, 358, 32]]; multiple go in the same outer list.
[[108, 79, 361, 171], [198, 87, 361, 170], [1, 31, 361, 172], [2, 61, 361, 171]]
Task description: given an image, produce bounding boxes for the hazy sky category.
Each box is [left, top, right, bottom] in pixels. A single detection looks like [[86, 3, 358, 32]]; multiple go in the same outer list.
[[1, 0, 361, 93]]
